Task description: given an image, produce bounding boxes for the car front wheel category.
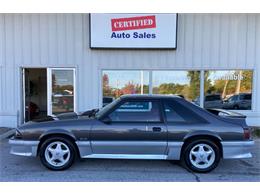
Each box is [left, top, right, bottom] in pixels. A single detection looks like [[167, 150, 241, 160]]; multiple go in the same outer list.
[[39, 137, 76, 171], [182, 139, 220, 173]]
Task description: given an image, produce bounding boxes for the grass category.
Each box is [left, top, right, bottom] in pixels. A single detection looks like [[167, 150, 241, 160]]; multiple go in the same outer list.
[[252, 127, 260, 138]]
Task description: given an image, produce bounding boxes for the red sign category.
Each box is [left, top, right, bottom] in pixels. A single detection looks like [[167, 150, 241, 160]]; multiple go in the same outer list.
[[111, 15, 156, 32]]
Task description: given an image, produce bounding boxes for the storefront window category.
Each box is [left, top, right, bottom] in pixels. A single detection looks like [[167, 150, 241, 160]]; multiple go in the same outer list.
[[102, 70, 149, 106], [152, 71, 200, 103], [204, 70, 253, 110], [102, 70, 253, 110]]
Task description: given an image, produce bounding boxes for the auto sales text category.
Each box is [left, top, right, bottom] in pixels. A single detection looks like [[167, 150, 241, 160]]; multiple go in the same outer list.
[[111, 32, 156, 39]]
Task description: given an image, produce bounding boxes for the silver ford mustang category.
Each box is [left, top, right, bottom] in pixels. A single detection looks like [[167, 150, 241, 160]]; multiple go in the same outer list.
[[9, 95, 254, 173]]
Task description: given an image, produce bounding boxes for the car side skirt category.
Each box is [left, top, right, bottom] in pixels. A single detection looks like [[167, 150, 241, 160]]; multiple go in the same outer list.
[[84, 154, 168, 160], [76, 141, 184, 160]]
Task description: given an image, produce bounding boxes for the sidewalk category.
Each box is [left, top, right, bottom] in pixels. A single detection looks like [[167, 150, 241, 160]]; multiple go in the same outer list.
[[0, 127, 15, 140]]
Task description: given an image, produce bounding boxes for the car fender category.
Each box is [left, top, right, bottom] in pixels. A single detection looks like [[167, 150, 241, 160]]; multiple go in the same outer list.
[[39, 129, 77, 141], [166, 131, 222, 160], [183, 130, 222, 142]]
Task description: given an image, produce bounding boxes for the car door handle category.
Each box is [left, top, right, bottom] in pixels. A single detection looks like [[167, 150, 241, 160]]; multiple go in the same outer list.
[[152, 127, 162, 132]]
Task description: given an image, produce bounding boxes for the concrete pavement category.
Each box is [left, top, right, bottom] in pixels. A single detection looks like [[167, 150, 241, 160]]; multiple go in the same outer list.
[[0, 127, 15, 140]]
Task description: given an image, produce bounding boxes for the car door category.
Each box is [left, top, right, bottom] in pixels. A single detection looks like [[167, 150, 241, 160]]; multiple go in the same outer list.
[[91, 99, 167, 156], [225, 96, 236, 109], [231, 95, 239, 107]]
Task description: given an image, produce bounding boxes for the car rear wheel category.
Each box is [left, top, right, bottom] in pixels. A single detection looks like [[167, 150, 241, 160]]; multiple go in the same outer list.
[[182, 139, 220, 173], [39, 137, 76, 171]]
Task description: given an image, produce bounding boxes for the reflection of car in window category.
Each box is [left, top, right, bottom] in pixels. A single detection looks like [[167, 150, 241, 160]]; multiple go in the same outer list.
[[223, 93, 252, 110], [25, 102, 40, 121], [204, 94, 223, 109]]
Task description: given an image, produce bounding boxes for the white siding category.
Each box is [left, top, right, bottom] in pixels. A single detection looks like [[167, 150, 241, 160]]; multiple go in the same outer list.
[[0, 13, 260, 127]]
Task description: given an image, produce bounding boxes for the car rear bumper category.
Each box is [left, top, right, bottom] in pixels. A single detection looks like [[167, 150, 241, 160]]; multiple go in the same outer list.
[[221, 140, 254, 159], [9, 137, 39, 157]]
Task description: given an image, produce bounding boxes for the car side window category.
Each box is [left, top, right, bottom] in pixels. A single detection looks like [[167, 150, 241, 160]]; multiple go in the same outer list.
[[229, 96, 237, 102], [163, 100, 203, 123], [108, 100, 161, 122], [242, 94, 251, 100], [164, 102, 186, 122], [233, 96, 239, 101]]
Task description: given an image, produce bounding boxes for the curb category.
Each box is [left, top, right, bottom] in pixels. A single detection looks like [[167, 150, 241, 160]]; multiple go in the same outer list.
[[0, 129, 15, 140]]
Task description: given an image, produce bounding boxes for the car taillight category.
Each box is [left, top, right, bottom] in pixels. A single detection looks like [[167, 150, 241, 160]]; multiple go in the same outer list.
[[243, 127, 251, 140]]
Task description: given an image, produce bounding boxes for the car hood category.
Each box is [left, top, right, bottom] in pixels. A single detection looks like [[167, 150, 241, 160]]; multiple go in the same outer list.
[[31, 112, 82, 122], [18, 114, 94, 130], [16, 115, 95, 140]]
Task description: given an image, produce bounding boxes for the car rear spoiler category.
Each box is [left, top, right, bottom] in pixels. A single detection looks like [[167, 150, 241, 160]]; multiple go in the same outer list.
[[206, 108, 246, 119], [206, 108, 248, 127]]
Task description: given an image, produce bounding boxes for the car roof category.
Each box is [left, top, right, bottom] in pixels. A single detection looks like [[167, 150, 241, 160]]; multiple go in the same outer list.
[[231, 93, 251, 97], [120, 94, 181, 100]]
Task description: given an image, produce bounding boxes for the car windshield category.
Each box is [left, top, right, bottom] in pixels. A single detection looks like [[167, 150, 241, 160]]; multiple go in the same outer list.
[[95, 98, 120, 118]]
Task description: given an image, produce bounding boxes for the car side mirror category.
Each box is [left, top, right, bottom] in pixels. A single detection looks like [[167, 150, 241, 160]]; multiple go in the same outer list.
[[102, 116, 111, 124]]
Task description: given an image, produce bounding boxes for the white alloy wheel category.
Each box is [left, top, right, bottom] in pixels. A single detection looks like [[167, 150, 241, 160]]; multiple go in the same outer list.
[[44, 141, 71, 167], [189, 143, 216, 169]]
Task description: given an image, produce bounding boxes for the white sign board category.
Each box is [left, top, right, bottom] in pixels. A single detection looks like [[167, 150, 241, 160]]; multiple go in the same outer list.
[[90, 14, 177, 49]]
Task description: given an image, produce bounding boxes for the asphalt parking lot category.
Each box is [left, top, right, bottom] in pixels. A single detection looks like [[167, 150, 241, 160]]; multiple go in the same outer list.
[[0, 138, 260, 182]]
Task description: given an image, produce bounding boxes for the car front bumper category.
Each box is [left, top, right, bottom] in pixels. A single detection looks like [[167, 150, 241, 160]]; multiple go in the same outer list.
[[221, 140, 254, 159], [9, 137, 39, 157]]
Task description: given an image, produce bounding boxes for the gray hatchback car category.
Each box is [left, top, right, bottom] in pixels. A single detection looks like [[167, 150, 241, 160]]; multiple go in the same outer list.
[[223, 93, 252, 110], [9, 95, 254, 173]]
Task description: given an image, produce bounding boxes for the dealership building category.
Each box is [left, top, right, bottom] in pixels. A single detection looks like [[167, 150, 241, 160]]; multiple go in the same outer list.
[[0, 13, 260, 127]]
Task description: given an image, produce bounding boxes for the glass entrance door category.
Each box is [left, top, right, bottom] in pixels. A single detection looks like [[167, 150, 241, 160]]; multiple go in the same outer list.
[[47, 68, 76, 116], [22, 68, 48, 122]]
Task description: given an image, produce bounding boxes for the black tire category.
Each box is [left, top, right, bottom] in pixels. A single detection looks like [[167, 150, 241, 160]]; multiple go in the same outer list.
[[181, 139, 220, 173], [39, 137, 76, 171]]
